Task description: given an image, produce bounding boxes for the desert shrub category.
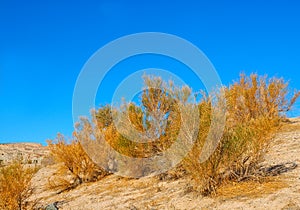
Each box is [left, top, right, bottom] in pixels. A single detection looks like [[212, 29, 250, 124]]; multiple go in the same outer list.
[[0, 159, 37, 210], [49, 73, 299, 195], [95, 76, 185, 157], [47, 134, 108, 192], [182, 73, 300, 195], [226, 74, 300, 121], [94, 76, 184, 159], [72, 75, 193, 177]]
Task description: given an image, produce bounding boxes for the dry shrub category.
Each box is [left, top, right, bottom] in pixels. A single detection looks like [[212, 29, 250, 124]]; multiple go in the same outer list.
[[226, 73, 299, 121], [48, 73, 299, 195], [82, 73, 298, 191], [95, 76, 182, 159], [182, 73, 300, 195], [86, 76, 187, 177], [0, 159, 37, 210], [47, 134, 108, 193]]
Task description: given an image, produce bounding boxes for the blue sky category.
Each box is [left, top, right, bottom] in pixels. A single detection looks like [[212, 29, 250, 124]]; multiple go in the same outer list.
[[1, 0, 300, 144]]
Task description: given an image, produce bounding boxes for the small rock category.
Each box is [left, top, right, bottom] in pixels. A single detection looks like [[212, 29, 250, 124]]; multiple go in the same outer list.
[[45, 202, 58, 210]]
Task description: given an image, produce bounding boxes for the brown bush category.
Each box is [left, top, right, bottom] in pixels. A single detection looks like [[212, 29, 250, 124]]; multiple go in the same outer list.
[[182, 73, 300, 195], [0, 159, 37, 210], [49, 73, 299, 195], [47, 134, 108, 193], [94, 76, 182, 159]]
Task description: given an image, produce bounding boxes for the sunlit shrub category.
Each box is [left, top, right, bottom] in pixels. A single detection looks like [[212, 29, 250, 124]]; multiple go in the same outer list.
[[48, 73, 299, 195], [0, 160, 37, 210], [47, 134, 108, 192], [182, 73, 300, 195]]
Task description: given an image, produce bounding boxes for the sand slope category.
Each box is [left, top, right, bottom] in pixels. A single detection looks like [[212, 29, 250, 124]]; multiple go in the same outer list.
[[29, 118, 300, 210]]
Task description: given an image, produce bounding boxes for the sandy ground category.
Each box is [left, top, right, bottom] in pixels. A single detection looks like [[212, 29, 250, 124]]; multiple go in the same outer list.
[[29, 117, 300, 210]]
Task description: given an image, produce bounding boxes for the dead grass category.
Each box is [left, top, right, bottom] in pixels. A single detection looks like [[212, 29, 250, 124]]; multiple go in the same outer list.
[[216, 177, 287, 199]]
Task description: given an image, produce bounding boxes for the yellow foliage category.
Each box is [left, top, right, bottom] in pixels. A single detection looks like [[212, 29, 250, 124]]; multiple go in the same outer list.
[[182, 73, 299, 195], [0, 160, 37, 210], [49, 73, 299, 195], [47, 134, 107, 192]]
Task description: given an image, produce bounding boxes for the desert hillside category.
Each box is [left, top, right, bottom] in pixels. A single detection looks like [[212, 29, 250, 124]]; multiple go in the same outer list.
[[18, 117, 299, 210], [0, 143, 48, 166]]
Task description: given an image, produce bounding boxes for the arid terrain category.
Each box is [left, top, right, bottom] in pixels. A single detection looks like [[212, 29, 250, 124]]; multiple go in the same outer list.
[[0, 143, 48, 166], [2, 118, 300, 210]]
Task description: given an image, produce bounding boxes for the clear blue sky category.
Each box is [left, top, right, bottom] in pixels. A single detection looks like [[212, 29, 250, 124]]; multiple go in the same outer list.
[[1, 0, 300, 144]]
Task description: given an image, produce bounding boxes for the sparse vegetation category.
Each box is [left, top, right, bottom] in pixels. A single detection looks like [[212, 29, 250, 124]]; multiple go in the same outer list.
[[46, 73, 299, 196], [94, 76, 183, 159], [47, 134, 108, 193], [182, 73, 300, 195], [0, 159, 37, 210]]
